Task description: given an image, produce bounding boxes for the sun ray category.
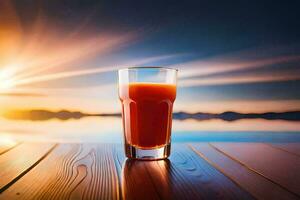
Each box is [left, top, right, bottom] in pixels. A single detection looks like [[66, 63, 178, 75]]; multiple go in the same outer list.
[[178, 54, 300, 79], [0, 134, 17, 146], [5, 54, 178, 87], [0, 1, 139, 91], [179, 73, 300, 87]]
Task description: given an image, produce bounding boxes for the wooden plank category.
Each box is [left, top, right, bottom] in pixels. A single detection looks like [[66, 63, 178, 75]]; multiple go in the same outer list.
[[0, 144, 120, 200], [122, 159, 164, 200], [117, 144, 254, 200], [0, 143, 57, 192], [0, 142, 21, 156], [190, 143, 299, 200], [112, 144, 126, 179], [112, 144, 126, 200], [211, 142, 300, 196], [268, 143, 300, 157]]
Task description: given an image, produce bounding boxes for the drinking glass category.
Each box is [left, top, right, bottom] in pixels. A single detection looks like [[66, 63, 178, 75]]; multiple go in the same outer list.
[[118, 67, 177, 160]]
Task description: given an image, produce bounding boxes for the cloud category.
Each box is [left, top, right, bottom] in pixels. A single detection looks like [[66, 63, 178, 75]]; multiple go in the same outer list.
[[179, 69, 300, 87], [178, 54, 300, 79], [11, 54, 181, 87], [171, 47, 300, 87], [0, 1, 140, 89]]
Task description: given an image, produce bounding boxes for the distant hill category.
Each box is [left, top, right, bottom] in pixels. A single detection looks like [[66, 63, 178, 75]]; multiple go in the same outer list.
[[2, 110, 120, 121], [173, 111, 300, 121], [2, 109, 300, 121]]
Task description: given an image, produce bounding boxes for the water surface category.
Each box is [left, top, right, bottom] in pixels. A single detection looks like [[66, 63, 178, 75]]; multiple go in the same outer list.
[[0, 117, 299, 144]]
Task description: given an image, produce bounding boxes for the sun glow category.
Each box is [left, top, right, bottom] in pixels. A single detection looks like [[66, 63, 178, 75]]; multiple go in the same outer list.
[[0, 79, 15, 90], [0, 68, 17, 90], [0, 134, 17, 146], [0, 1, 137, 90]]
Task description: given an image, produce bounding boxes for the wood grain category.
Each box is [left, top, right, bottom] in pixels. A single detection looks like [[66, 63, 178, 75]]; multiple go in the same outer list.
[[268, 143, 300, 157], [0, 142, 20, 156], [0, 144, 120, 200], [2, 142, 299, 200], [0, 143, 56, 192], [211, 142, 300, 196], [119, 144, 254, 200], [190, 143, 299, 200]]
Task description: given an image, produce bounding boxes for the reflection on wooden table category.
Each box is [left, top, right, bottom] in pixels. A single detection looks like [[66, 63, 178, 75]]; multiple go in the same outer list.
[[0, 142, 299, 200]]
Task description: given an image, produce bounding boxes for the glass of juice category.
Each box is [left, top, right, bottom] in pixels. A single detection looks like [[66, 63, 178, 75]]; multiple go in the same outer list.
[[118, 67, 177, 160]]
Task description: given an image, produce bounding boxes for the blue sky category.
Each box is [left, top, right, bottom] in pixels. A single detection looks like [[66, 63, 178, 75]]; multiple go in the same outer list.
[[0, 0, 300, 113]]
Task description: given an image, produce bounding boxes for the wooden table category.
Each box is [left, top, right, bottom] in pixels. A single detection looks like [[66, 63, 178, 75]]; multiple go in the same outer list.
[[0, 142, 299, 200]]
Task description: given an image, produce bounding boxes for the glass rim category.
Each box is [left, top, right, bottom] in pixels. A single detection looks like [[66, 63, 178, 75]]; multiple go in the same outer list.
[[118, 66, 178, 72]]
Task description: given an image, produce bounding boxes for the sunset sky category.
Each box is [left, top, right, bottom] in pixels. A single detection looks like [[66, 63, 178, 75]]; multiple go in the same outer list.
[[1, 0, 300, 114]]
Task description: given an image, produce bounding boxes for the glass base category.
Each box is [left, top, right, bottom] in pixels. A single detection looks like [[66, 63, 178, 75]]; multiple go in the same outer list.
[[125, 143, 171, 160]]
